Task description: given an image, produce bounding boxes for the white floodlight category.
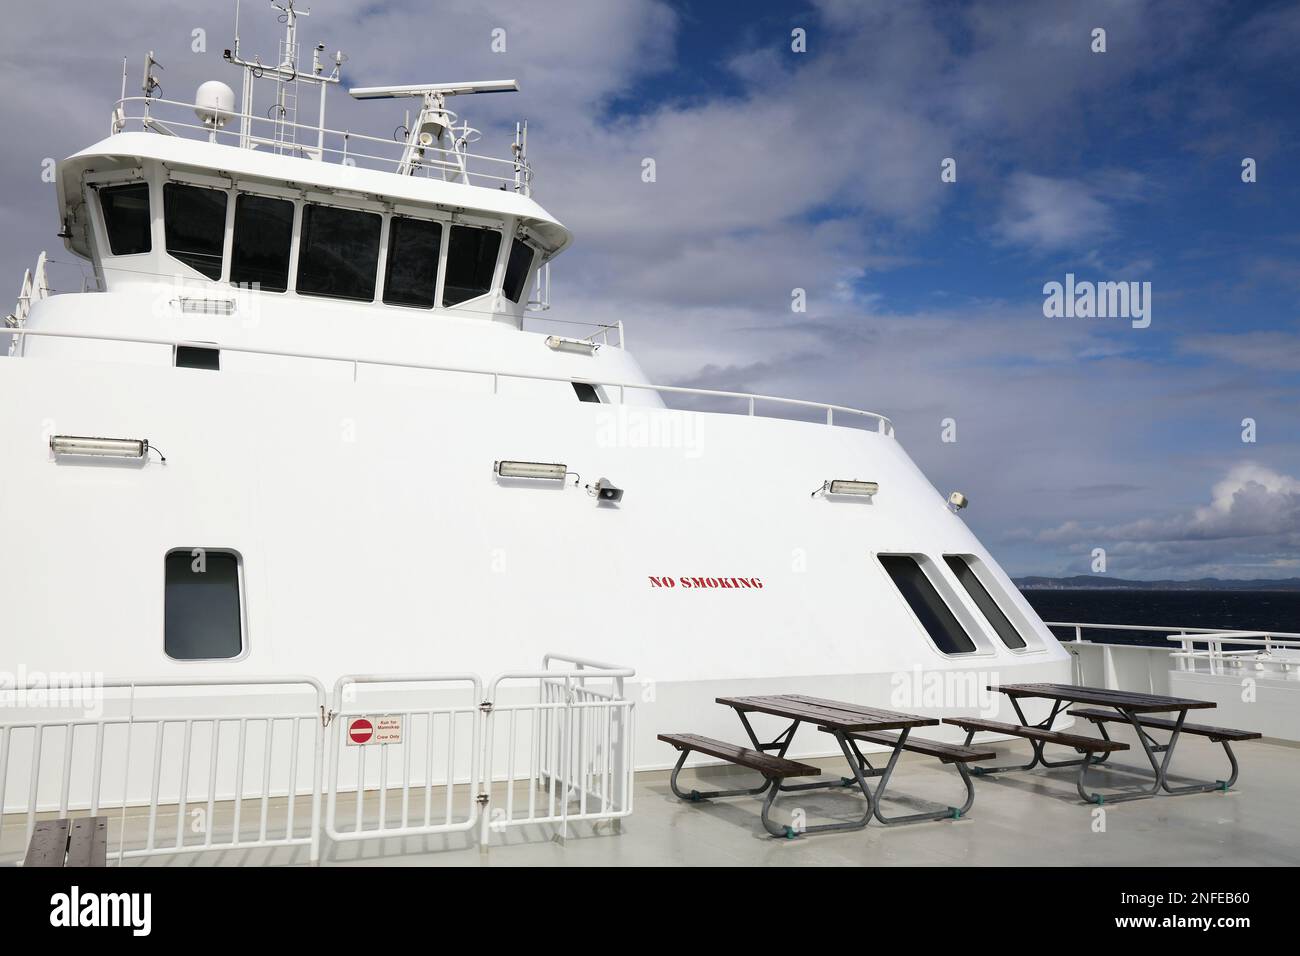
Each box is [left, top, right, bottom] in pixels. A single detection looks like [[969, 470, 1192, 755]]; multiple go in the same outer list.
[[348, 80, 519, 100], [948, 491, 969, 511], [814, 479, 878, 497], [50, 436, 150, 460], [545, 336, 596, 355], [495, 460, 567, 481]]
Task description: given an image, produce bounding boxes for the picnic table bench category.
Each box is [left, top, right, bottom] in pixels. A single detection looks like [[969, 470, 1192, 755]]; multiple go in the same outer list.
[[661, 693, 989, 835], [960, 683, 1258, 803], [24, 816, 108, 867]]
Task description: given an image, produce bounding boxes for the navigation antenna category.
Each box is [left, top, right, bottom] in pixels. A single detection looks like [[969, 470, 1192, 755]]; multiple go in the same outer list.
[[349, 81, 520, 186], [223, 0, 344, 157]]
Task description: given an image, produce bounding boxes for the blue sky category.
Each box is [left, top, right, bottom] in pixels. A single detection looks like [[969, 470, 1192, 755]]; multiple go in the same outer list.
[[1, 0, 1297, 579]]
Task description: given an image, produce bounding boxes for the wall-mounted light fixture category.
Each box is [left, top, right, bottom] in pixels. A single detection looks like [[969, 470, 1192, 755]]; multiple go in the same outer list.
[[812, 479, 879, 498], [947, 491, 969, 511], [545, 335, 596, 355], [49, 435, 165, 462], [494, 460, 568, 481]]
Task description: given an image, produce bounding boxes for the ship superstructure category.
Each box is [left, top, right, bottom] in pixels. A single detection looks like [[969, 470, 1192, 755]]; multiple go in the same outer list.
[[1, 1, 1074, 774]]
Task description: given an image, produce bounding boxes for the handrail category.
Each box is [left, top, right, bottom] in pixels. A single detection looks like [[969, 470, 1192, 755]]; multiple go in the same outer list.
[[1045, 620, 1300, 639], [4, 326, 895, 434], [113, 95, 532, 191]]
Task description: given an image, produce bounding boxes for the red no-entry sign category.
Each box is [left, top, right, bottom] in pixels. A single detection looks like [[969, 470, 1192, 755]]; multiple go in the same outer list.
[[348, 717, 374, 745]]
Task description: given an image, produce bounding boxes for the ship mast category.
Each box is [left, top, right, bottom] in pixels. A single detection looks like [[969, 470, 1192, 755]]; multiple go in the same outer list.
[[223, 0, 344, 156]]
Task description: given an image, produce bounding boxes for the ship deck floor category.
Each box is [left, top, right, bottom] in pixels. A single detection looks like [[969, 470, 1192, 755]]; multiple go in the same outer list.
[[11, 731, 1293, 867], [322, 732, 1299, 867]]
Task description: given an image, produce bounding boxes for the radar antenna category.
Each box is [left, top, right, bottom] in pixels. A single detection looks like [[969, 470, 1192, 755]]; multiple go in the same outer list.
[[348, 81, 519, 182]]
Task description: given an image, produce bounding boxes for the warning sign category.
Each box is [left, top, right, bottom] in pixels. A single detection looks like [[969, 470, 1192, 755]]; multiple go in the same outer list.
[[345, 714, 403, 746]]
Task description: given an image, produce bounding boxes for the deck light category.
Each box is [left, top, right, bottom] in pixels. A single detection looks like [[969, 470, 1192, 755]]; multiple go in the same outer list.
[[50, 436, 151, 460], [814, 479, 878, 498], [494, 460, 568, 480], [545, 335, 596, 355], [948, 491, 969, 511]]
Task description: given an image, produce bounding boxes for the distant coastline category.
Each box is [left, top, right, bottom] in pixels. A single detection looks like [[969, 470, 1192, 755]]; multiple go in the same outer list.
[[1013, 575, 1300, 592]]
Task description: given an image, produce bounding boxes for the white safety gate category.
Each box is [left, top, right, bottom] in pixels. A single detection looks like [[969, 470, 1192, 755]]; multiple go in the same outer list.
[[325, 654, 635, 851]]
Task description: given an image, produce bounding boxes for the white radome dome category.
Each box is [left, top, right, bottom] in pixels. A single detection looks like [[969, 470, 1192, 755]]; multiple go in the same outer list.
[[194, 80, 236, 128]]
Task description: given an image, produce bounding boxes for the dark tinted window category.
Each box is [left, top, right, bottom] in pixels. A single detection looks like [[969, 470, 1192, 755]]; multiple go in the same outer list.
[[442, 225, 501, 306], [164, 183, 228, 279], [879, 555, 976, 655], [383, 216, 442, 308], [176, 345, 220, 370], [572, 382, 601, 403], [99, 183, 152, 255], [944, 556, 1027, 649], [165, 550, 243, 660], [297, 203, 381, 301], [502, 238, 534, 303], [230, 193, 294, 292]]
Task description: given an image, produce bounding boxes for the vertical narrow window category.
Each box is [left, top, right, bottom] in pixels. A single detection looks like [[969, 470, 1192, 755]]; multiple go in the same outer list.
[[165, 550, 244, 660], [502, 237, 534, 303], [442, 225, 501, 306], [382, 216, 442, 308], [230, 193, 294, 292], [98, 182, 152, 255], [879, 555, 977, 655], [944, 556, 1027, 649], [296, 203, 382, 301], [164, 183, 228, 279]]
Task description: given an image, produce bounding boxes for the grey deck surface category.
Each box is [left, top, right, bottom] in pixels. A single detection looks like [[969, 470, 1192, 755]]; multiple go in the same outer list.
[[47, 730, 1296, 867]]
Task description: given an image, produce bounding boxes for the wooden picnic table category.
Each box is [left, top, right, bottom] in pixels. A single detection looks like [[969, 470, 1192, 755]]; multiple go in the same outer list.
[[968, 682, 1235, 803], [710, 694, 967, 832]]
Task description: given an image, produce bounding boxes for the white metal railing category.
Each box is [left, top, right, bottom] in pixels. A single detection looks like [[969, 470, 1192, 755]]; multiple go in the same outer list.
[[0, 677, 326, 866], [325, 674, 484, 843], [4, 325, 894, 434], [324, 656, 634, 853], [1046, 620, 1300, 683], [113, 95, 533, 193], [479, 655, 634, 846]]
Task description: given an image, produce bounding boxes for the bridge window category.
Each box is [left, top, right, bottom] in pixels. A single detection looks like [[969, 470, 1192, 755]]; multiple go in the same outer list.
[[944, 555, 1028, 649], [98, 182, 152, 256], [879, 555, 977, 655], [165, 549, 244, 660], [383, 215, 442, 308], [230, 194, 294, 293], [164, 183, 228, 280], [297, 203, 382, 301], [502, 237, 535, 303], [442, 225, 501, 306]]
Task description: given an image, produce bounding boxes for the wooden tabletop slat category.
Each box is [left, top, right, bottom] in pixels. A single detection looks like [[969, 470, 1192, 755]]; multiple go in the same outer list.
[[716, 694, 939, 731], [988, 683, 1216, 712], [23, 819, 70, 868]]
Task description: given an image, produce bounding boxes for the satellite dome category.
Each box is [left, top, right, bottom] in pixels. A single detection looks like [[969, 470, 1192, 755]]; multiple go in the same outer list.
[[194, 80, 236, 128]]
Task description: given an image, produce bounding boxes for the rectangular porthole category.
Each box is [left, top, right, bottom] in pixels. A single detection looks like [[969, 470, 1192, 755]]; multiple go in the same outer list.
[[164, 549, 245, 661], [879, 554, 977, 655], [297, 203, 382, 301], [164, 182, 228, 279], [944, 555, 1029, 650], [230, 193, 294, 292], [176, 345, 220, 370], [98, 182, 152, 256], [572, 382, 601, 403]]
